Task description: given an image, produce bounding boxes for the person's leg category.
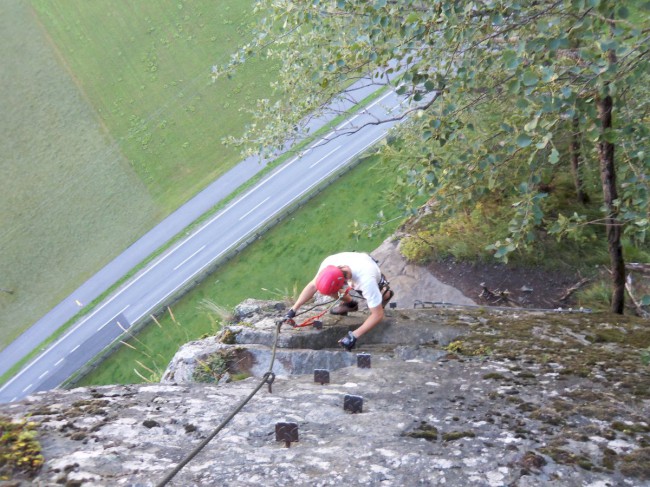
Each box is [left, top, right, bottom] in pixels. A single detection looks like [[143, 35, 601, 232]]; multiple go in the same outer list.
[[330, 291, 359, 315], [381, 287, 394, 308], [330, 297, 359, 315], [379, 276, 394, 308]]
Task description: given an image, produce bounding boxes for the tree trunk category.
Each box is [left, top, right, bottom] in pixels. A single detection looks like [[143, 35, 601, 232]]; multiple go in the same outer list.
[[570, 115, 589, 203], [597, 94, 625, 314]]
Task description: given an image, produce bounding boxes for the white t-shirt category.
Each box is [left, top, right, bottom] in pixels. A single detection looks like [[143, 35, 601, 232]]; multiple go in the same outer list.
[[318, 252, 383, 308]]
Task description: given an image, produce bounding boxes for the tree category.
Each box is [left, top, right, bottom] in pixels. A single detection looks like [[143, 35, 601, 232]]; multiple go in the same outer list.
[[217, 1, 649, 313]]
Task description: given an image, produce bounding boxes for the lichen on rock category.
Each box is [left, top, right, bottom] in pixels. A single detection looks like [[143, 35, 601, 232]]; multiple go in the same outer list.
[[0, 304, 648, 486]]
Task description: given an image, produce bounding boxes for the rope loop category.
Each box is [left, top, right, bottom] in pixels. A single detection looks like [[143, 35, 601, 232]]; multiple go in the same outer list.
[[264, 371, 276, 393]]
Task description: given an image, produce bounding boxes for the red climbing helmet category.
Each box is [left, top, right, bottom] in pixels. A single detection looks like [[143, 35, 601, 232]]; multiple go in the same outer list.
[[315, 265, 345, 295]]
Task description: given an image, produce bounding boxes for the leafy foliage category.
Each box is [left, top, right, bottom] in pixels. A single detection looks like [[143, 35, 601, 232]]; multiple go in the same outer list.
[[193, 353, 229, 383], [217, 0, 649, 312]]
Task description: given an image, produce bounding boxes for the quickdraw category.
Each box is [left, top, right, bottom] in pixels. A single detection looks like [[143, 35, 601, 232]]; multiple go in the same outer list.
[[289, 308, 329, 329]]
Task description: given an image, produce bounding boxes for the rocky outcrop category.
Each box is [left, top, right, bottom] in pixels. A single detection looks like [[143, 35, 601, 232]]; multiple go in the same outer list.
[[161, 299, 466, 384], [371, 238, 476, 308], [2, 303, 649, 486]]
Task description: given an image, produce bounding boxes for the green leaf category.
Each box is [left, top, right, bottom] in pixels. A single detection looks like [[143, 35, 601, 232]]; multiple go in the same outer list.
[[508, 79, 520, 94], [516, 134, 532, 147], [494, 246, 509, 258], [522, 69, 539, 86], [405, 12, 420, 23], [541, 67, 555, 83], [516, 98, 529, 109], [603, 130, 618, 143], [502, 50, 519, 70], [524, 116, 539, 132], [549, 148, 560, 164]]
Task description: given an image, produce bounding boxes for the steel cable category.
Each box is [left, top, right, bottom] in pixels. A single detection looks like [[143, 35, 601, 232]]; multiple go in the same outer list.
[[155, 319, 282, 487], [156, 294, 354, 485]]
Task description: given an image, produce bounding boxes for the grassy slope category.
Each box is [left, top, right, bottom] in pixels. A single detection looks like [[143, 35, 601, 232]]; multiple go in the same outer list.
[[78, 153, 404, 385], [0, 0, 158, 347], [1, 0, 276, 349], [31, 0, 276, 210]]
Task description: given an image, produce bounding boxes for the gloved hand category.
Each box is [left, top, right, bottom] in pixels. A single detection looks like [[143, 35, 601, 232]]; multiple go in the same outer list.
[[283, 308, 296, 326], [338, 331, 357, 351]]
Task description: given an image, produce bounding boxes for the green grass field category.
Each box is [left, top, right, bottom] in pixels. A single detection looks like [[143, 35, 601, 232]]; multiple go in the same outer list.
[[31, 0, 276, 210], [1, 0, 276, 350], [77, 153, 405, 386], [0, 0, 160, 348]]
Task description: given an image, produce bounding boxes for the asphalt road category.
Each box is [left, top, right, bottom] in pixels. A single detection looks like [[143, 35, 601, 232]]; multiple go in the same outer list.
[[0, 88, 407, 403]]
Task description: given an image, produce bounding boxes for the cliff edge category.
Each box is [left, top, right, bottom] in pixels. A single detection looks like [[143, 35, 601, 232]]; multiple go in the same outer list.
[[1, 300, 648, 486]]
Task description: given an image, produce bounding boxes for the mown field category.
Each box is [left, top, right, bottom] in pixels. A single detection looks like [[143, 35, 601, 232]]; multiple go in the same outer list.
[[1, 0, 276, 350], [77, 153, 404, 386], [0, 0, 158, 348], [30, 0, 276, 210]]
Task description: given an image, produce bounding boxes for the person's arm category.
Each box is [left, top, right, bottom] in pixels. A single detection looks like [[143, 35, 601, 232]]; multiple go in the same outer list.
[[289, 280, 318, 313], [352, 305, 384, 338]]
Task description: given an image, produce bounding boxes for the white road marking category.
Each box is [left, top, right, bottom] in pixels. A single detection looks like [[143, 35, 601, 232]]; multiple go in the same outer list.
[[97, 305, 131, 331], [335, 91, 395, 131], [0, 89, 403, 400], [134, 134, 386, 328], [55, 358, 64, 366], [309, 146, 341, 168], [38, 371, 49, 380], [22, 384, 32, 393], [366, 90, 395, 110], [336, 114, 360, 130], [70, 345, 80, 354], [239, 197, 270, 221], [173, 245, 206, 271]]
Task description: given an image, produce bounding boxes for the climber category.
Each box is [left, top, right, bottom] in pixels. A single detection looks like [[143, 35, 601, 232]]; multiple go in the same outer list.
[[284, 252, 393, 351]]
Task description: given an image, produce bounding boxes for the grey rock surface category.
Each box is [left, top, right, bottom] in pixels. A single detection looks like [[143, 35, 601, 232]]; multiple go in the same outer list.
[[2, 306, 649, 487], [161, 299, 468, 384], [371, 238, 476, 308]]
